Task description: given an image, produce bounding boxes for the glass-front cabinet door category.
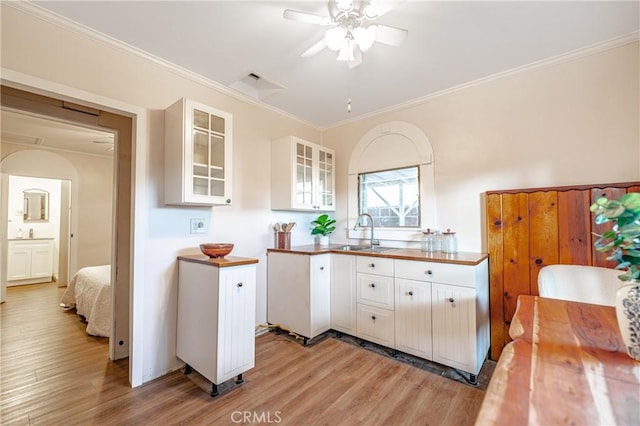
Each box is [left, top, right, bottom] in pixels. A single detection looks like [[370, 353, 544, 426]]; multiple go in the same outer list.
[[165, 98, 232, 206], [316, 147, 334, 211], [271, 136, 335, 211]]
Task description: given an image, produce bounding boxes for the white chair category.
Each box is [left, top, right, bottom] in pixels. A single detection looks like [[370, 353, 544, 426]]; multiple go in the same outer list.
[[537, 264, 625, 306]]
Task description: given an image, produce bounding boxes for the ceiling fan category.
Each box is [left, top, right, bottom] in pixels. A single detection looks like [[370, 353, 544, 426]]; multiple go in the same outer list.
[[284, 0, 408, 68]]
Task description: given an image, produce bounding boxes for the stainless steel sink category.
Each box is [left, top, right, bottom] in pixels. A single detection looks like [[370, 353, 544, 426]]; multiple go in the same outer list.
[[335, 245, 397, 253]]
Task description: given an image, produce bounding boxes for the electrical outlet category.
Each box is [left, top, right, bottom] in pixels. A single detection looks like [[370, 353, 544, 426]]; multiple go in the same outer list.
[[190, 218, 206, 234]]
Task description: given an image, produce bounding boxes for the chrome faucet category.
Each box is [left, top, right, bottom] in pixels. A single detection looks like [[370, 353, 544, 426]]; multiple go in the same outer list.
[[354, 213, 377, 248]]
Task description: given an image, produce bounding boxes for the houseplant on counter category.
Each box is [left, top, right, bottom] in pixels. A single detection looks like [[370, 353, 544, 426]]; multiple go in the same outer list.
[[311, 214, 336, 247], [590, 192, 640, 361]]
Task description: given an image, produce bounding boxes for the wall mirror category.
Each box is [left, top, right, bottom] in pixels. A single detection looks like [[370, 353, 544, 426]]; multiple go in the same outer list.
[[23, 188, 49, 222]]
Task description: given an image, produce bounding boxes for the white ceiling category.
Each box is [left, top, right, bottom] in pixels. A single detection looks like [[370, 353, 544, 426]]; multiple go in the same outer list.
[[1, 110, 115, 157], [2, 1, 639, 156], [30, 0, 639, 129]]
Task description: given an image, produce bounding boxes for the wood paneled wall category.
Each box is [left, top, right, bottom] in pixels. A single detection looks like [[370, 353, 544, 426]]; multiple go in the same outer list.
[[486, 181, 640, 361]]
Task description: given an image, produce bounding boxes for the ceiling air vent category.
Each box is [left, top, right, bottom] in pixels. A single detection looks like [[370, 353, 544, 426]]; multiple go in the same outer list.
[[229, 72, 285, 100]]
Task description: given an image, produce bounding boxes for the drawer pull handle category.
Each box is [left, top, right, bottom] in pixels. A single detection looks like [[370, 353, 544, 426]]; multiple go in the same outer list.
[[370, 283, 376, 288], [237, 282, 244, 288], [408, 291, 414, 296], [320, 266, 324, 270], [369, 263, 375, 268], [425, 270, 433, 276], [448, 297, 455, 303], [371, 315, 376, 321]]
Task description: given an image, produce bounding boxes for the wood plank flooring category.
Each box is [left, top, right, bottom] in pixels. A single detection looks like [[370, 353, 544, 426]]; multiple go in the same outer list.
[[1, 282, 494, 425]]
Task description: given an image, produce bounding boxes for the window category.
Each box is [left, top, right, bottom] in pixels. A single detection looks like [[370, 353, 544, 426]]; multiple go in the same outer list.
[[358, 166, 420, 228]]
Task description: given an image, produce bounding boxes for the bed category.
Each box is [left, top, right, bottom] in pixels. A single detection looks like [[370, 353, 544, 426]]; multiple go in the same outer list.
[[60, 264, 112, 337]]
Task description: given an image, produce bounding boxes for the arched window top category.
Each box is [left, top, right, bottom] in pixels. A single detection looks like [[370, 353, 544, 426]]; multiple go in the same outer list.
[[347, 121, 435, 243]]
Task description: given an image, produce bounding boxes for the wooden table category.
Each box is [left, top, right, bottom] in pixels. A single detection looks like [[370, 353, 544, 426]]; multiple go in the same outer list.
[[475, 295, 640, 425]]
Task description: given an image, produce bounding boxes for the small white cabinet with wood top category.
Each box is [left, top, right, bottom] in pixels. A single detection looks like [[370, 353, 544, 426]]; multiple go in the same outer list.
[[271, 136, 335, 211], [7, 239, 53, 285], [267, 251, 331, 344], [177, 255, 257, 397], [165, 98, 232, 206]]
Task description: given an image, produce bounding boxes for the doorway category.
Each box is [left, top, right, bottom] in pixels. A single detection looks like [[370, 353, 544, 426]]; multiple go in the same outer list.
[[1, 86, 132, 362]]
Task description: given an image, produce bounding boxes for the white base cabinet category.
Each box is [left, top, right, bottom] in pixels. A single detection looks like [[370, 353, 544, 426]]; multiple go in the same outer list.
[[266, 248, 489, 381], [177, 257, 256, 396], [330, 254, 357, 335], [267, 252, 331, 343], [395, 278, 432, 360], [395, 258, 489, 378], [7, 239, 53, 285], [356, 256, 395, 347]]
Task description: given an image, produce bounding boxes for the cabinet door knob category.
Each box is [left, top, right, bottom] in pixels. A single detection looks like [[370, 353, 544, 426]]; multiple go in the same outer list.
[[408, 291, 414, 296], [448, 297, 455, 303], [226, 199, 231, 204], [425, 270, 433, 276], [371, 315, 376, 321], [320, 266, 324, 270], [369, 263, 375, 268], [237, 282, 244, 288], [370, 283, 376, 288]]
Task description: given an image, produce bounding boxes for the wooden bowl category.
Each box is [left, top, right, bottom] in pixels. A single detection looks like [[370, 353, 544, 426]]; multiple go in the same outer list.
[[200, 243, 234, 258]]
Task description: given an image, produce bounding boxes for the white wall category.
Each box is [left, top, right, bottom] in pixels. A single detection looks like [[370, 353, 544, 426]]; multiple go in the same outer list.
[[324, 41, 640, 252], [2, 2, 638, 386], [0, 3, 324, 383]]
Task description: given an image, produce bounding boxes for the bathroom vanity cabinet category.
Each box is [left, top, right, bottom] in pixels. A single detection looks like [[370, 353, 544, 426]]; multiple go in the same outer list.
[[7, 239, 53, 285]]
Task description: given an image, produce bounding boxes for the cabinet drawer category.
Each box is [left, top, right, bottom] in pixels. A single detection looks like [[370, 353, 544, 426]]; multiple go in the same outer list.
[[356, 303, 395, 347], [356, 256, 393, 276], [357, 273, 394, 309], [395, 259, 477, 288]]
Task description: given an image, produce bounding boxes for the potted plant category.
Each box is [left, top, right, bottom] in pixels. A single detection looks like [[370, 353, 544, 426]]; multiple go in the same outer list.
[[590, 192, 640, 360], [311, 214, 336, 246]]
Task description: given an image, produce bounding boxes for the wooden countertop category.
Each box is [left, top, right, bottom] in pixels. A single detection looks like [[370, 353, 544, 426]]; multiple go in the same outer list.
[[267, 244, 488, 266], [475, 295, 640, 425], [178, 255, 259, 268]]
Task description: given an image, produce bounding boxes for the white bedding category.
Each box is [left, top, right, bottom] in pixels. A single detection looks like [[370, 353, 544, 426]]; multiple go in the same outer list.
[[60, 265, 112, 337]]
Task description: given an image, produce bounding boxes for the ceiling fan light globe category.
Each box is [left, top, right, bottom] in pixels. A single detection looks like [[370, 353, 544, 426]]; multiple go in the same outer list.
[[353, 26, 376, 51], [336, 0, 353, 12], [363, 4, 379, 19], [325, 26, 347, 51], [337, 40, 355, 61]]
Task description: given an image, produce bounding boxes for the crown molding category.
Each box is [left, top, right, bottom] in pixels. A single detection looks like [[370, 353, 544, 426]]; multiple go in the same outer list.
[[325, 31, 640, 130], [6, 1, 320, 130], [8, 1, 638, 133]]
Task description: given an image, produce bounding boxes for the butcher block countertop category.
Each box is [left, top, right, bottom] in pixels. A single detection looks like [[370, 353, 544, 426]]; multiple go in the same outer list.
[[267, 244, 488, 266], [178, 255, 259, 268]]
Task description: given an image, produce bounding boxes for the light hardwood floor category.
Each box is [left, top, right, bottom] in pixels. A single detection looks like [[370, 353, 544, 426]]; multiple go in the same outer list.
[[1, 282, 494, 425]]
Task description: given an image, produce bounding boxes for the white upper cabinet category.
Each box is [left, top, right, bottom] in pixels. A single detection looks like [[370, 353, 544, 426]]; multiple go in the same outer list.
[[165, 98, 232, 206], [271, 136, 335, 211]]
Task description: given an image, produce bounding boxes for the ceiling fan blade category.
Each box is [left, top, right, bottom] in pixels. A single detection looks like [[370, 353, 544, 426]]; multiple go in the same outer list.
[[373, 24, 408, 46], [283, 9, 331, 26], [301, 39, 328, 58]]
